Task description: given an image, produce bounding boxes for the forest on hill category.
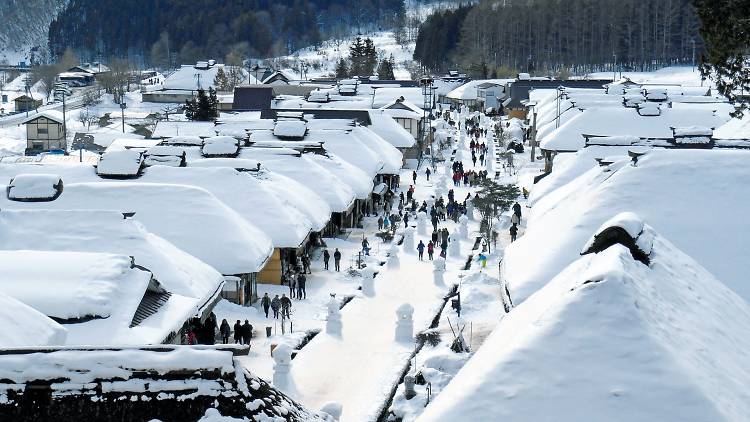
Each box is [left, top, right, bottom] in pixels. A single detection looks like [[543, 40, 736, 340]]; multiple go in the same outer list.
[[48, 0, 406, 64], [415, 0, 703, 77]]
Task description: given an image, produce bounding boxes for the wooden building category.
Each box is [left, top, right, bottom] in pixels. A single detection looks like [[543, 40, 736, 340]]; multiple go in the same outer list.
[[22, 111, 66, 154]]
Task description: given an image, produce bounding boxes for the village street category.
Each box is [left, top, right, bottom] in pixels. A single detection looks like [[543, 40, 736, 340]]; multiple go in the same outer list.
[[214, 112, 538, 421]]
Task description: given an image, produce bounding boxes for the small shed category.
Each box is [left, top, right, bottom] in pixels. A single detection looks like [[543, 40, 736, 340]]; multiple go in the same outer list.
[[14, 95, 42, 113]]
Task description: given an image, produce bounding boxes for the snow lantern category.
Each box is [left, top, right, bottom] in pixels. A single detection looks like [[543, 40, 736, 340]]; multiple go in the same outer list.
[[388, 243, 400, 269], [320, 402, 343, 421], [361, 266, 375, 297], [395, 303, 414, 342], [459, 214, 469, 239], [273, 343, 293, 389], [402, 227, 415, 252], [417, 212, 427, 236], [449, 229, 461, 257], [466, 199, 475, 220], [433, 257, 446, 286], [326, 296, 342, 335]]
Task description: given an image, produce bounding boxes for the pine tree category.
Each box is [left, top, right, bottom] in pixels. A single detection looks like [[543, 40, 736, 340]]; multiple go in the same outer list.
[[185, 88, 218, 121], [377, 55, 396, 80], [214, 67, 231, 91], [473, 179, 520, 253], [335, 58, 350, 78], [349, 36, 365, 76], [693, 0, 750, 117], [363, 38, 378, 75]]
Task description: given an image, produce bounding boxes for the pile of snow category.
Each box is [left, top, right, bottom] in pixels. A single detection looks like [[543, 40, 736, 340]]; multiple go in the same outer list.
[[421, 218, 750, 422], [0, 250, 150, 321], [0, 292, 68, 348], [673, 126, 713, 137], [714, 113, 750, 139], [97, 150, 144, 177], [161, 135, 204, 146], [6, 173, 62, 200]]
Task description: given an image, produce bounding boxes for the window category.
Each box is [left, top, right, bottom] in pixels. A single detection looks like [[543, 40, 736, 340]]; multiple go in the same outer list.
[[32, 142, 44, 150], [38, 127, 48, 135]]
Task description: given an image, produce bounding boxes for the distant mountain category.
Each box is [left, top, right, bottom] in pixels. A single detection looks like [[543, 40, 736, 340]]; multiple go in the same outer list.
[[0, 0, 68, 61]]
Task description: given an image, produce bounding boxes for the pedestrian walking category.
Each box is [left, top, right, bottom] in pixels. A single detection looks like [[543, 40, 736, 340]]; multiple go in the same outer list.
[[233, 320, 243, 344], [377, 215, 384, 230], [241, 320, 252, 345], [297, 273, 306, 299], [271, 295, 281, 319], [288, 272, 297, 299], [362, 237, 370, 256], [220, 319, 231, 344], [302, 253, 311, 274], [323, 249, 330, 270], [512, 202, 522, 220], [261, 292, 271, 318], [333, 248, 342, 272], [280, 294, 292, 318], [427, 241, 434, 260], [510, 223, 518, 242], [412, 170, 417, 184], [426, 167, 431, 181], [417, 240, 425, 260]]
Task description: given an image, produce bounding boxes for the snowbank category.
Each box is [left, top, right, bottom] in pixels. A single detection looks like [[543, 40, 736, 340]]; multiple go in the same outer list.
[[0, 292, 68, 347]]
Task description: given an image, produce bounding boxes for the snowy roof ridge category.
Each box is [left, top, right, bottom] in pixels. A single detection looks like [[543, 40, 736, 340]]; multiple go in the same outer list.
[[421, 221, 750, 422]]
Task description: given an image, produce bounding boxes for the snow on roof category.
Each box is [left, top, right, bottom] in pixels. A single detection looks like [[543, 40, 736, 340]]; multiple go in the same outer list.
[[140, 166, 312, 248], [238, 150, 355, 212], [0, 179, 273, 276], [163, 64, 253, 90], [422, 226, 750, 422], [714, 114, 750, 139], [304, 152, 373, 200], [161, 136, 204, 146], [187, 159, 331, 232], [540, 106, 729, 152], [273, 119, 307, 138], [0, 250, 150, 321], [201, 136, 240, 157], [21, 110, 64, 124], [6, 173, 62, 201], [367, 111, 417, 148], [0, 292, 68, 348], [372, 87, 425, 108], [97, 150, 144, 177], [350, 126, 403, 174], [379, 97, 425, 115], [510, 149, 750, 303], [152, 121, 217, 138], [0, 209, 224, 301], [104, 138, 160, 153], [672, 126, 713, 137], [446, 79, 513, 101]]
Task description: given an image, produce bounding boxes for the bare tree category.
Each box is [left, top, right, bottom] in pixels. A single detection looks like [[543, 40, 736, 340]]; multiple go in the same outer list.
[[32, 64, 60, 101]]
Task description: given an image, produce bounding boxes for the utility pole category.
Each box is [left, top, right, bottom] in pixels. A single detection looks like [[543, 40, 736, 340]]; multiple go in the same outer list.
[[62, 92, 67, 142], [530, 107, 537, 162]]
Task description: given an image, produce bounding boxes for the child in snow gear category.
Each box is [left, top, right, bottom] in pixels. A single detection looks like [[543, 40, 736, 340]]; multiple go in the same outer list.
[[261, 293, 271, 318], [333, 248, 342, 271]]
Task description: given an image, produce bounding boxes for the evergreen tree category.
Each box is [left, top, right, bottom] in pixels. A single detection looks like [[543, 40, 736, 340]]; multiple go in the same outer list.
[[335, 58, 350, 78], [377, 55, 396, 80], [363, 38, 378, 76], [214, 67, 231, 91], [473, 180, 520, 253], [185, 88, 218, 121], [693, 0, 750, 117], [349, 36, 365, 76]]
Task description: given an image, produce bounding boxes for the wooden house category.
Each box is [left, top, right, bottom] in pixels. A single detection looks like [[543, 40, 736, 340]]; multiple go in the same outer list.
[[22, 111, 66, 154]]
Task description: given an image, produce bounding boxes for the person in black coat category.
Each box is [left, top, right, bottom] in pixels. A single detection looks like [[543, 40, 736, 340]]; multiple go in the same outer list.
[[333, 248, 342, 271], [297, 273, 307, 299], [220, 319, 231, 344], [241, 320, 252, 345], [323, 249, 330, 270], [233, 320, 243, 344]]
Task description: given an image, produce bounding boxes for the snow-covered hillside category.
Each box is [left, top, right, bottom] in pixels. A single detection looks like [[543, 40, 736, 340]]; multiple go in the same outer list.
[[0, 0, 68, 64]]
